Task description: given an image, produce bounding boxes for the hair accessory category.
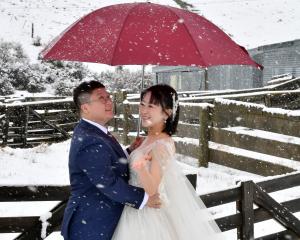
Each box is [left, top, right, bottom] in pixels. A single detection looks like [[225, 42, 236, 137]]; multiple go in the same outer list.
[[172, 93, 179, 121]]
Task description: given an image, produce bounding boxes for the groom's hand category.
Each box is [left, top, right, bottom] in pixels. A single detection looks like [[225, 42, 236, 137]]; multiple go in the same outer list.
[[146, 193, 161, 209]]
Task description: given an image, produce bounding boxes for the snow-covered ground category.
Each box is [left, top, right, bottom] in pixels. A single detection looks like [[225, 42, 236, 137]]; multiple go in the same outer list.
[[1, 0, 300, 239], [0, 139, 299, 239]]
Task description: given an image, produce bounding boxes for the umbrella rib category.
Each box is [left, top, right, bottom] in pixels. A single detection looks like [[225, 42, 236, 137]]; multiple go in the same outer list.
[[165, 6, 207, 67], [110, 3, 141, 66]]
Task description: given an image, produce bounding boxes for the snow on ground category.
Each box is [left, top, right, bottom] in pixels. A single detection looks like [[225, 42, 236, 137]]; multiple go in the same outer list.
[[188, 0, 300, 49], [0, 139, 299, 239]]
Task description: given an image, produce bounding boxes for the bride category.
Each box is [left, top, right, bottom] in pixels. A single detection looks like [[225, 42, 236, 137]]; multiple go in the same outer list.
[[112, 84, 224, 240]]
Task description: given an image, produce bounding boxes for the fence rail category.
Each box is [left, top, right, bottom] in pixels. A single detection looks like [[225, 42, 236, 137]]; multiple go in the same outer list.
[[1, 90, 299, 176], [115, 94, 300, 176], [0, 173, 299, 239]]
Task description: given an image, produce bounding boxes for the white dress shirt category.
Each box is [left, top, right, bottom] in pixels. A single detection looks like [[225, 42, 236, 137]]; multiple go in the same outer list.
[[81, 118, 148, 209]]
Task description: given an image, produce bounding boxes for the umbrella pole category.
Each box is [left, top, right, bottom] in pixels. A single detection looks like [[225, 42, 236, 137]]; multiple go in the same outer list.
[[137, 65, 145, 137], [204, 68, 208, 90]]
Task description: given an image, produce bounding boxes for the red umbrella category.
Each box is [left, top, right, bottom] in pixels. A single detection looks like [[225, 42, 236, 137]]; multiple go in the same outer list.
[[40, 2, 261, 69]]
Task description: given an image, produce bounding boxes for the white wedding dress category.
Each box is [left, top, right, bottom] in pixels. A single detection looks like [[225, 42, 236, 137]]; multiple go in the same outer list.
[[112, 138, 224, 240]]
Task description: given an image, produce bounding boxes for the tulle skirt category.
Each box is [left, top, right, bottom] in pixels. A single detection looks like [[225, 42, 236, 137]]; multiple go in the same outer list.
[[112, 162, 225, 240]]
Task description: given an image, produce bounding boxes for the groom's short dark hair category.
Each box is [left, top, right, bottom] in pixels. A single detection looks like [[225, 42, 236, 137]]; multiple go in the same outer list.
[[73, 80, 105, 111]]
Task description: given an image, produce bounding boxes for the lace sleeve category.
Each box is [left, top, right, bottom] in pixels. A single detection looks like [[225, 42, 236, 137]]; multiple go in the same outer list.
[[150, 140, 175, 172]]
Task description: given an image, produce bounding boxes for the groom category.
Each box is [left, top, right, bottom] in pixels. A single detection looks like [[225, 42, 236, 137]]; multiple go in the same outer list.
[[61, 81, 160, 240]]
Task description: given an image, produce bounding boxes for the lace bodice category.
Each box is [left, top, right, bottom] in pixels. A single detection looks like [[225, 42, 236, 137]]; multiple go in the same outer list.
[[128, 138, 175, 187]]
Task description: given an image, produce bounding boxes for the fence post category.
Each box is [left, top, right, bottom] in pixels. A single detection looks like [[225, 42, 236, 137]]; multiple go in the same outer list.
[[21, 106, 29, 147], [123, 102, 130, 146], [198, 106, 210, 167], [1, 106, 9, 146], [112, 92, 118, 132], [264, 94, 272, 107], [115, 91, 129, 145], [240, 181, 254, 240]]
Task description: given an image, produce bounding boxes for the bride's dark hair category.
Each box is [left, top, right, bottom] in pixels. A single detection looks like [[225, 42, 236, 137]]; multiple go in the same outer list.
[[140, 84, 179, 136]]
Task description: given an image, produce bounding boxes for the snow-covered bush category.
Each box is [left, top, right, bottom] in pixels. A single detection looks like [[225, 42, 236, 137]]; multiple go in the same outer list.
[[0, 41, 31, 93], [98, 69, 153, 92], [0, 41, 28, 65], [0, 76, 15, 95]]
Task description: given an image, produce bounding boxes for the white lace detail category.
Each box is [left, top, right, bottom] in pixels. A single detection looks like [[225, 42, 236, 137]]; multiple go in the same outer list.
[[128, 139, 175, 189], [112, 138, 226, 240]]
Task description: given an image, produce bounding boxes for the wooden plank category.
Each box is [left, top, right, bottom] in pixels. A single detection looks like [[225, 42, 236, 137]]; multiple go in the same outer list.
[[176, 122, 199, 138], [257, 172, 300, 193], [0, 216, 39, 233], [213, 101, 300, 138], [214, 197, 300, 232], [209, 148, 295, 176], [240, 181, 254, 240], [253, 198, 300, 225], [175, 141, 200, 160], [178, 104, 201, 123], [6, 101, 76, 111], [210, 128, 300, 161], [15, 201, 67, 240], [30, 109, 70, 139], [254, 184, 300, 236], [0, 186, 70, 202], [200, 170, 300, 209], [25, 133, 64, 138], [200, 187, 241, 208]]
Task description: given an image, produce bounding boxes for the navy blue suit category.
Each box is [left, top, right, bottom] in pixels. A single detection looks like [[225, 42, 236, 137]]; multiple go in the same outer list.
[[61, 120, 145, 240]]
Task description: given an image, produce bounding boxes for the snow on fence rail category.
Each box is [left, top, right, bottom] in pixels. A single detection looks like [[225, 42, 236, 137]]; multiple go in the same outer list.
[[178, 77, 300, 110], [0, 173, 299, 240]]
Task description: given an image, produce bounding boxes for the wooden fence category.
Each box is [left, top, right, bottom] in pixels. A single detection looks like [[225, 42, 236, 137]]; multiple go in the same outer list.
[[115, 92, 300, 176], [178, 77, 300, 109], [0, 97, 77, 147], [1, 90, 299, 177], [0, 173, 299, 239]]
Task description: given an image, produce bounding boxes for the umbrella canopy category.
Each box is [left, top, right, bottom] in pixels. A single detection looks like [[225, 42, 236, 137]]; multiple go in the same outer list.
[[40, 2, 261, 69]]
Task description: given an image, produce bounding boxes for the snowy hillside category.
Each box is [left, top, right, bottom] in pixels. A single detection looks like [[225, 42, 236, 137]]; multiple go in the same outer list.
[[1, 0, 299, 72], [189, 0, 300, 49]]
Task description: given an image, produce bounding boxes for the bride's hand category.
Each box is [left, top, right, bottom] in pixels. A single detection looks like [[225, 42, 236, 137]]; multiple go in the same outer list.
[[132, 153, 151, 171]]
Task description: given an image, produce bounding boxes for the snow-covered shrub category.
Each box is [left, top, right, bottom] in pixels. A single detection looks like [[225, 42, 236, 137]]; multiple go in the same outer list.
[[97, 69, 153, 92], [8, 64, 31, 90], [54, 80, 78, 96], [27, 75, 46, 93], [0, 41, 28, 65], [0, 41, 31, 93], [0, 76, 15, 95]]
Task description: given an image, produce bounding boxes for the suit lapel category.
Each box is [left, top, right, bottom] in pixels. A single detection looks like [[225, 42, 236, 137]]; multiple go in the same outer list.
[[80, 120, 126, 158]]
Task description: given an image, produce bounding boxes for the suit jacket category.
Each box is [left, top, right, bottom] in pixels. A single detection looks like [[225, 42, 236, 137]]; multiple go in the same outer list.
[[61, 119, 145, 240]]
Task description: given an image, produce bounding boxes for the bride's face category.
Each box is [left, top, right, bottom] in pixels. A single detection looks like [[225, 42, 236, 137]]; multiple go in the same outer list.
[[139, 92, 168, 128]]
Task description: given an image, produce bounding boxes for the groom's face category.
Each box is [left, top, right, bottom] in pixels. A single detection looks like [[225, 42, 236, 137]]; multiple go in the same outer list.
[[81, 87, 114, 125]]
